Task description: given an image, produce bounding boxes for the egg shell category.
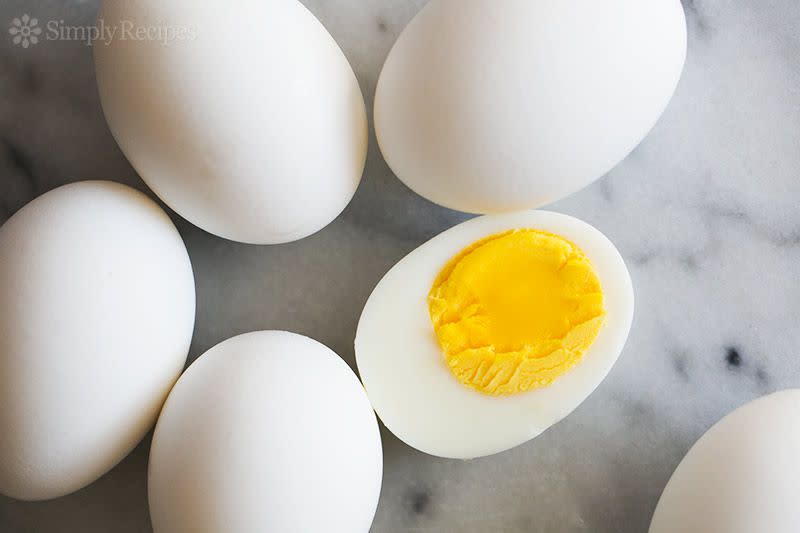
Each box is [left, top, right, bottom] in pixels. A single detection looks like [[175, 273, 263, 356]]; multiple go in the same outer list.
[[148, 331, 382, 533], [355, 211, 634, 459], [94, 0, 368, 244], [375, 0, 687, 214], [649, 390, 800, 533], [0, 181, 195, 501]]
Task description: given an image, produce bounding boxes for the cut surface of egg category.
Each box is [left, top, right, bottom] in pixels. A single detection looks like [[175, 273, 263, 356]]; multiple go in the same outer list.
[[650, 390, 800, 533], [375, 0, 687, 214], [0, 181, 195, 501], [94, 0, 367, 244], [355, 211, 633, 459], [149, 331, 382, 533], [429, 229, 606, 395]]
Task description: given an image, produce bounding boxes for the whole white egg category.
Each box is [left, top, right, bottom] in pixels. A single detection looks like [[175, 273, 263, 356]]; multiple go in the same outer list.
[[0, 181, 195, 501], [355, 211, 634, 459], [650, 390, 800, 533], [375, 0, 687, 214], [148, 331, 382, 533], [94, 0, 368, 244]]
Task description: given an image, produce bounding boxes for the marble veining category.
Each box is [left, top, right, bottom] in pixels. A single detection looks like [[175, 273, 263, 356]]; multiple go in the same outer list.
[[1, 1, 800, 532]]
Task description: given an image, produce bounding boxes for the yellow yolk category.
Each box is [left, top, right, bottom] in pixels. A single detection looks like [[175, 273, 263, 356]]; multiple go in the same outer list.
[[427, 229, 605, 396]]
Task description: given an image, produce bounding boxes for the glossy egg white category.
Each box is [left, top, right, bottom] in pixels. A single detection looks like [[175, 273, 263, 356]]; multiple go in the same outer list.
[[355, 211, 634, 459], [650, 390, 800, 533], [0, 181, 195, 501], [375, 0, 687, 214], [149, 331, 382, 533], [94, 0, 368, 244]]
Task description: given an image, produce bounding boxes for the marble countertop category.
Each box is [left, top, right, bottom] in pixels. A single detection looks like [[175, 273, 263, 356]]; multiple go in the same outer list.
[[1, 0, 799, 531]]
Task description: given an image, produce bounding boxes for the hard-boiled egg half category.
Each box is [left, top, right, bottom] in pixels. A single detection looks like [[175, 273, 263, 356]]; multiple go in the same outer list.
[[356, 211, 633, 459]]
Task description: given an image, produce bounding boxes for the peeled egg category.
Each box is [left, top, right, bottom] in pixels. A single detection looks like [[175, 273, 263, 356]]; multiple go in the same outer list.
[[650, 390, 800, 533], [0, 181, 195, 501], [375, 0, 687, 214], [355, 211, 633, 459], [149, 331, 382, 533], [94, 0, 367, 244]]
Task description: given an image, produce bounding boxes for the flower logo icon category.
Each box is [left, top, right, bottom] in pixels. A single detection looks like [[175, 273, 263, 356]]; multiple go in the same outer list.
[[9, 14, 42, 48]]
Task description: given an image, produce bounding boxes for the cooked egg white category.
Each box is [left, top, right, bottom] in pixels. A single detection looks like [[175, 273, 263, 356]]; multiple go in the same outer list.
[[94, 0, 367, 244], [0, 181, 195, 501], [149, 331, 382, 533], [375, 0, 687, 214], [650, 390, 800, 533], [355, 211, 633, 459]]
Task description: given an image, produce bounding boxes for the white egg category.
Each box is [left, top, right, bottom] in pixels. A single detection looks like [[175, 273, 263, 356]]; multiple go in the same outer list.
[[375, 0, 687, 214], [94, 0, 367, 244], [650, 390, 800, 533], [0, 181, 195, 501], [355, 211, 633, 459], [148, 331, 382, 533]]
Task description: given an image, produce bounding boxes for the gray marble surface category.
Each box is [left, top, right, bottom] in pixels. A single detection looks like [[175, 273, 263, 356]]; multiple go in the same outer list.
[[1, 0, 799, 532]]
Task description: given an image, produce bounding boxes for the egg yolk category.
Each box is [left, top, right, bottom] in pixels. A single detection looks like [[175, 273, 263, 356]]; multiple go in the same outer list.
[[427, 229, 605, 396]]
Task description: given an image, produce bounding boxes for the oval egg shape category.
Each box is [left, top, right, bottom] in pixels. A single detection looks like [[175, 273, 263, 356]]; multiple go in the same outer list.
[[355, 211, 634, 459], [94, 0, 368, 244], [375, 0, 687, 214], [650, 390, 800, 533], [0, 181, 195, 501], [148, 331, 383, 533]]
